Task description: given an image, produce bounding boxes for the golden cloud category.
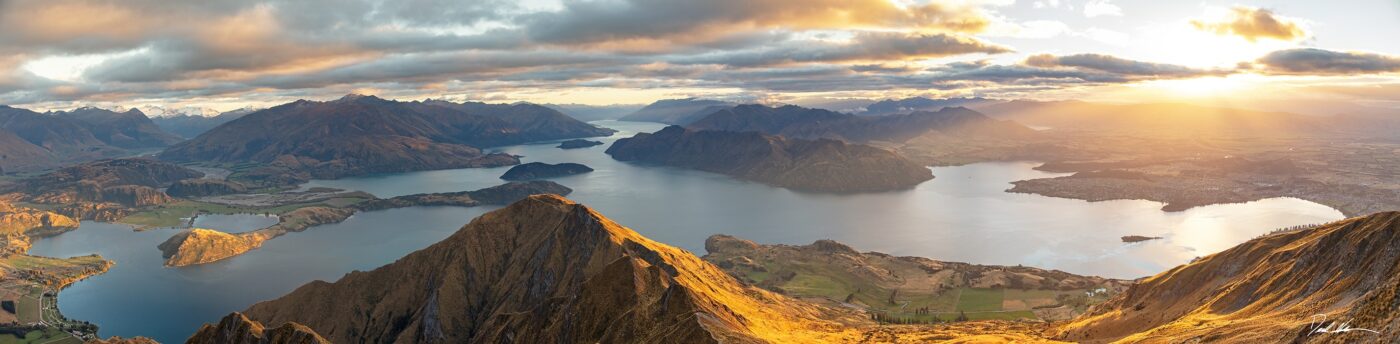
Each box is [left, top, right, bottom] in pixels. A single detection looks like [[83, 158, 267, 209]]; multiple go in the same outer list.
[[1190, 6, 1307, 42]]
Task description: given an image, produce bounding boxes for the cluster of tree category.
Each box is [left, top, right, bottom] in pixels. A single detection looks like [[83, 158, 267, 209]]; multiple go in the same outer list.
[[868, 310, 970, 325]]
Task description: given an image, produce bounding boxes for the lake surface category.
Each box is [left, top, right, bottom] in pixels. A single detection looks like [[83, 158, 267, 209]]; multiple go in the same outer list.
[[191, 213, 279, 233], [31, 120, 1344, 342]]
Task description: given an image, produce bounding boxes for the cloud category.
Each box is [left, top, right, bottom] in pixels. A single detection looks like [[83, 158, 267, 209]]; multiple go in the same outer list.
[[1191, 6, 1307, 42], [521, 0, 993, 47], [1025, 54, 1223, 78], [1254, 48, 1400, 75], [674, 32, 1011, 67], [1083, 0, 1122, 18]]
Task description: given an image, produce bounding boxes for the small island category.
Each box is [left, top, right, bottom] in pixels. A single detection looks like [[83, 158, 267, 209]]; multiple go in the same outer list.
[[499, 162, 594, 180], [1121, 235, 1163, 243], [556, 139, 604, 149]]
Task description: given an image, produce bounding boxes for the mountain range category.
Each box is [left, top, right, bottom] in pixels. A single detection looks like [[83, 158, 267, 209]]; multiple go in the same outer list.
[[687, 104, 1039, 144], [618, 98, 736, 125], [151, 108, 258, 138], [157, 95, 614, 184], [0, 105, 182, 172], [859, 97, 1002, 116]]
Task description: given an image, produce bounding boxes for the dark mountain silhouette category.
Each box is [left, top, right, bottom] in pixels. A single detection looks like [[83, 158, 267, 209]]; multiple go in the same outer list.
[[50, 107, 184, 148], [607, 126, 933, 192], [158, 95, 613, 183]]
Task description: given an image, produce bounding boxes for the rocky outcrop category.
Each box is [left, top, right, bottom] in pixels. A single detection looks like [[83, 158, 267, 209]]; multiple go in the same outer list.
[[159, 229, 266, 267], [607, 126, 934, 192], [0, 201, 80, 255], [186, 312, 329, 344], [0, 202, 79, 236], [557, 139, 604, 149], [166, 179, 249, 198], [1058, 212, 1400, 343], [498, 162, 593, 180], [15, 158, 201, 207], [243, 195, 854, 343], [159, 95, 611, 185], [355, 180, 572, 211]]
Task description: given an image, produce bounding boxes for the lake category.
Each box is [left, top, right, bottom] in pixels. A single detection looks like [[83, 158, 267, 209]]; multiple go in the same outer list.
[[31, 120, 1344, 342]]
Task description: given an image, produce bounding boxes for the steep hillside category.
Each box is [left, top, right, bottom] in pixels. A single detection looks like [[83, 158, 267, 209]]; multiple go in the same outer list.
[[619, 98, 735, 125], [51, 107, 184, 148], [0, 128, 53, 173], [688, 104, 1037, 144], [159, 95, 612, 183], [1058, 212, 1400, 343], [607, 126, 933, 192], [243, 195, 866, 343]]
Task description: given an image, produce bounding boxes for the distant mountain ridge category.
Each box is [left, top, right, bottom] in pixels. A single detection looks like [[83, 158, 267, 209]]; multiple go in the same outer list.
[[152, 108, 258, 138], [618, 98, 736, 125], [859, 96, 1003, 116], [158, 95, 614, 184], [50, 107, 185, 148], [0, 105, 170, 172], [688, 104, 1038, 144]]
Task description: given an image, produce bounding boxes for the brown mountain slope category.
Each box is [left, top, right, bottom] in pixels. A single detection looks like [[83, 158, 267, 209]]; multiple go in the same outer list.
[[51, 107, 184, 148], [606, 126, 933, 193], [243, 194, 867, 343], [0, 127, 52, 173], [1057, 211, 1400, 343]]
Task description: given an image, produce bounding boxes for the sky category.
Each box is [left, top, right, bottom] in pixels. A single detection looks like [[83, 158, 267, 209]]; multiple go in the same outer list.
[[0, 0, 1398, 113]]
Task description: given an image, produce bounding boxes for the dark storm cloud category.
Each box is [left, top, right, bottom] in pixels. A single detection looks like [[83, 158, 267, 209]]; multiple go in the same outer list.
[[1254, 48, 1400, 75]]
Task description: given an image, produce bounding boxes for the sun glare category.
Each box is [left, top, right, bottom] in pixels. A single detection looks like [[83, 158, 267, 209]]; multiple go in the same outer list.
[[1143, 76, 1250, 98]]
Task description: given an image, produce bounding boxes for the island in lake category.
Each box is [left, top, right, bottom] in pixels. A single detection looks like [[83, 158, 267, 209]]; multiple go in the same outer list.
[[606, 126, 933, 193]]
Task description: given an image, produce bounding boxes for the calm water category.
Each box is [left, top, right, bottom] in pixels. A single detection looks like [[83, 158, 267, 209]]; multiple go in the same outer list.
[[191, 213, 279, 233], [32, 120, 1344, 342]]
